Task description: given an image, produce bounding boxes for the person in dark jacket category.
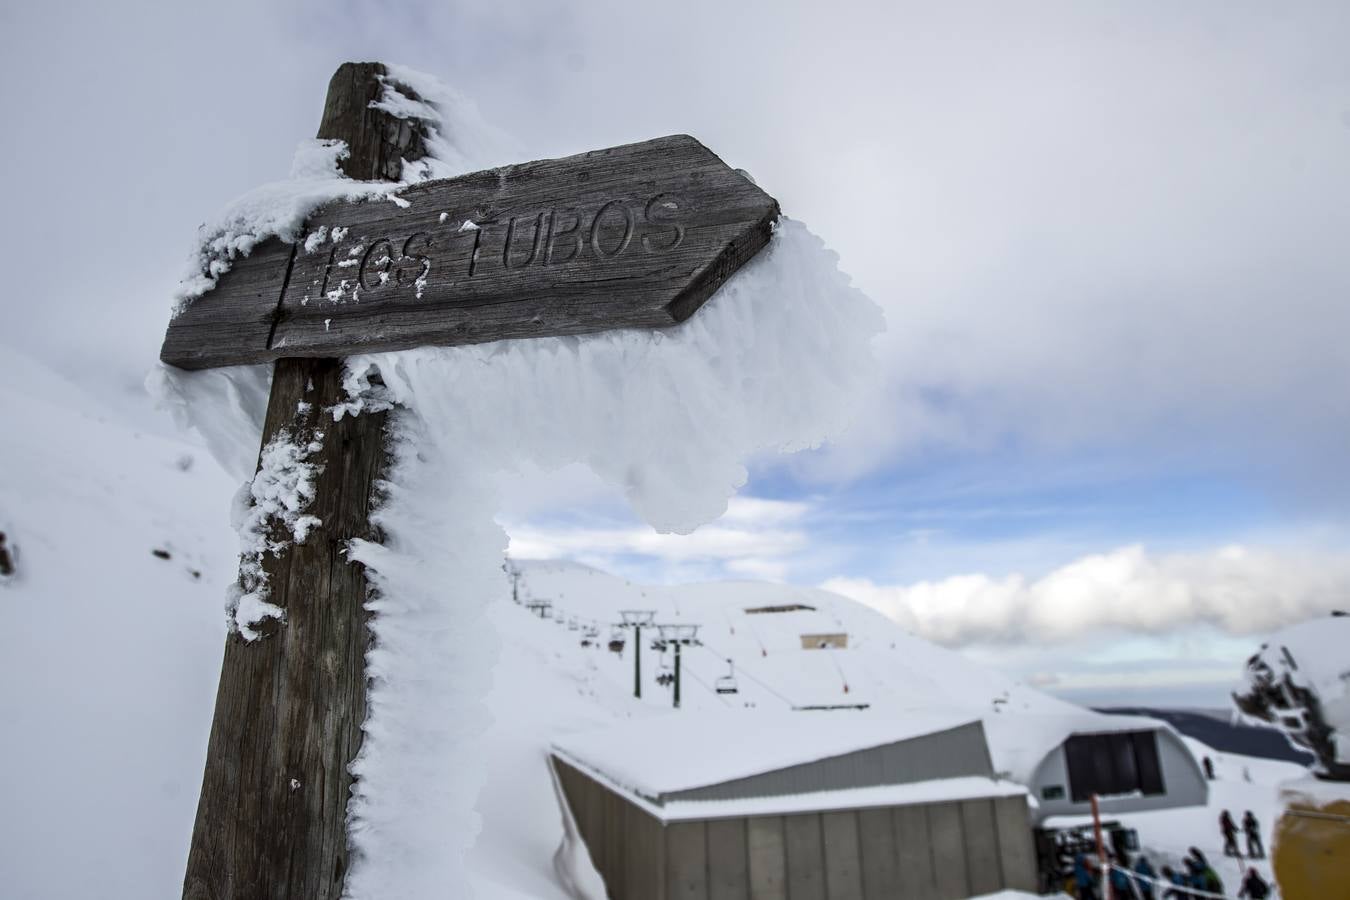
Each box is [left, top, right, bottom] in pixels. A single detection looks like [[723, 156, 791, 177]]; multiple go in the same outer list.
[[1109, 857, 1132, 899], [1196, 863, 1224, 897], [1202, 755, 1216, 779], [1161, 865, 1189, 900], [1074, 853, 1099, 900], [1220, 809, 1242, 857], [1133, 854, 1157, 900], [1237, 867, 1270, 899], [1242, 810, 1264, 858]]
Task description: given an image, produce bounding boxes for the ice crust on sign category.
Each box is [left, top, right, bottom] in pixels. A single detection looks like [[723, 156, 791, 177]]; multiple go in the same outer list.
[[151, 64, 884, 900], [169, 66, 516, 315], [148, 363, 272, 481], [339, 216, 884, 899], [227, 430, 323, 639]]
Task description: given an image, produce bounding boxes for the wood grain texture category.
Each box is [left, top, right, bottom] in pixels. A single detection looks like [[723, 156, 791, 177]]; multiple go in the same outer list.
[[181, 358, 388, 900], [161, 134, 780, 369], [181, 62, 422, 900]]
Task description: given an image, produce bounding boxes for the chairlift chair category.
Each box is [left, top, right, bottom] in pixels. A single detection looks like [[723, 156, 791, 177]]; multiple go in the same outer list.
[[715, 658, 739, 695]]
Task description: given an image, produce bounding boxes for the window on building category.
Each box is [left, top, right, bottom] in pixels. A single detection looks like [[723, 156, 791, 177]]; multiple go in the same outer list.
[[1063, 731, 1165, 803]]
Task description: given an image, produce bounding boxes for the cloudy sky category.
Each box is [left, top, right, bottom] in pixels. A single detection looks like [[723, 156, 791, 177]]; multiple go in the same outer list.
[[4, 1, 1349, 706]]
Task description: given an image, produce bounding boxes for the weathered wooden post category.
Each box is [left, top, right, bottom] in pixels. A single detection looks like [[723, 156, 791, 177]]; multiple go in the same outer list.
[[165, 61, 780, 899], [180, 62, 427, 900]]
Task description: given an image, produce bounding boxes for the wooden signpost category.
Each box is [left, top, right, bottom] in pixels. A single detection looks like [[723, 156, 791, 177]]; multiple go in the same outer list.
[[169, 61, 779, 900], [163, 124, 778, 369]]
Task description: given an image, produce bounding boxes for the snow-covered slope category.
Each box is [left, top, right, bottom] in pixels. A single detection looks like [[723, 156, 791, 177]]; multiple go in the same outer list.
[[0, 348, 238, 900], [0, 364, 1310, 899], [509, 558, 1070, 717], [504, 557, 1150, 791]]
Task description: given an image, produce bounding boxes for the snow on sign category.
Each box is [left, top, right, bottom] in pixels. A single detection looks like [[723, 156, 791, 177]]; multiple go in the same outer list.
[[160, 135, 780, 370]]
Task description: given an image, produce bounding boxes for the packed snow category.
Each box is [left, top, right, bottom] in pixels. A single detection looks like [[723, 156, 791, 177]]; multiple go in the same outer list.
[[0, 350, 237, 900]]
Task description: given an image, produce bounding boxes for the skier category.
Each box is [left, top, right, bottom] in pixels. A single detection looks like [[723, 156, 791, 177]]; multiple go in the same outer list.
[[1220, 809, 1242, 857], [0, 531, 13, 577], [1237, 867, 1271, 900], [1133, 854, 1157, 900], [1202, 755, 1215, 780], [1241, 810, 1264, 858]]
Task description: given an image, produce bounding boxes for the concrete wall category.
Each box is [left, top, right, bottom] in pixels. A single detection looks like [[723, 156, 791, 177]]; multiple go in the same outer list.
[[666, 721, 995, 804], [1028, 727, 1209, 820], [554, 756, 1038, 900]]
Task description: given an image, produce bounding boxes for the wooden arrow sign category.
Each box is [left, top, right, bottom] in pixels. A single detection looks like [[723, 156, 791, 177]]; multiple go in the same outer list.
[[161, 134, 780, 370]]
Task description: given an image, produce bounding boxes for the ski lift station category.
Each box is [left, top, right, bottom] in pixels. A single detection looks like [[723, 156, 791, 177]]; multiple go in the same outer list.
[[981, 709, 1210, 820], [551, 711, 1038, 900]]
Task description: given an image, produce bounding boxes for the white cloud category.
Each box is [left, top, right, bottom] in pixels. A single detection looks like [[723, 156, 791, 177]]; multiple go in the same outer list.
[[823, 543, 1350, 646], [505, 496, 810, 582]]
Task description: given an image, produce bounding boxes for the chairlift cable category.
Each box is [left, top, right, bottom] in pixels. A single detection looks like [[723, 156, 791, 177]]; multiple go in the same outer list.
[[679, 660, 732, 708], [692, 636, 795, 709]]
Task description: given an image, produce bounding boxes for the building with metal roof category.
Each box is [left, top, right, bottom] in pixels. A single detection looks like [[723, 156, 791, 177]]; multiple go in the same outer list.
[[550, 711, 1038, 900]]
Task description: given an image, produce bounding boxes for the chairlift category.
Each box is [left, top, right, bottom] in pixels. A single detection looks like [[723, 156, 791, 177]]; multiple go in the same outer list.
[[567, 617, 579, 631], [715, 659, 739, 695], [584, 624, 600, 639]]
